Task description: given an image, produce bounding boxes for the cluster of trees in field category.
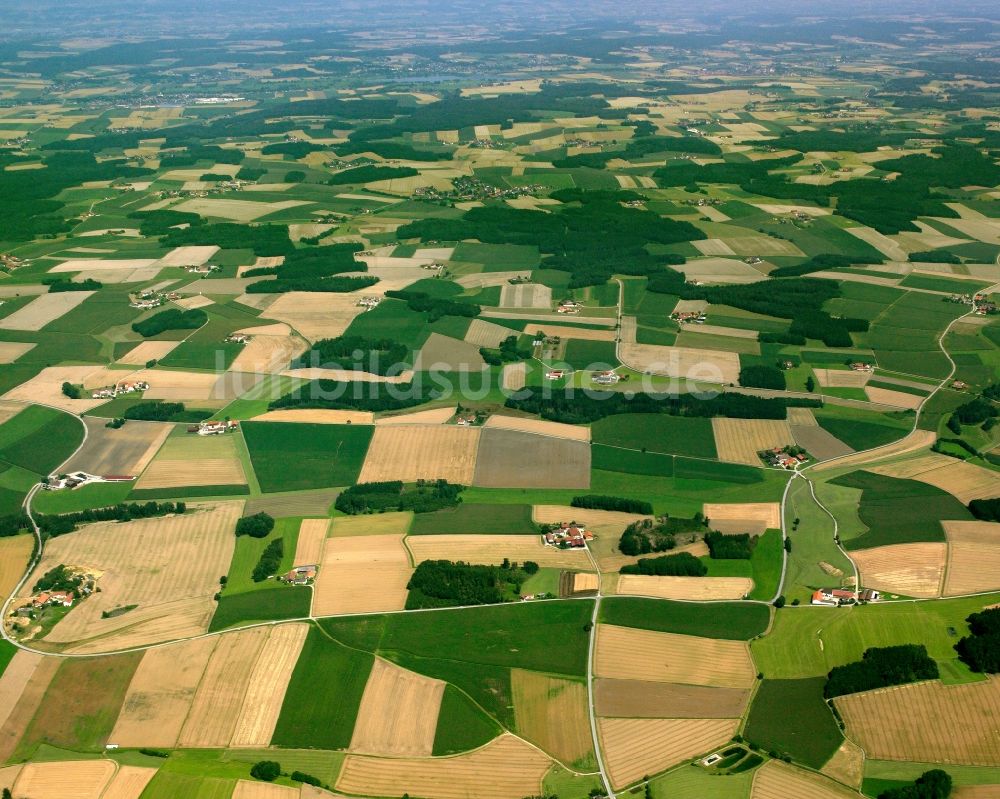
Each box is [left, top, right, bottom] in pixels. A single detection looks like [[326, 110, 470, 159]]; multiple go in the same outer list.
[[506, 388, 819, 425], [36, 501, 186, 537], [294, 335, 408, 376], [159, 144, 245, 166], [122, 402, 188, 422], [327, 165, 419, 184], [618, 515, 706, 556], [950, 397, 997, 428], [571, 495, 653, 514], [968, 497, 1000, 522], [405, 558, 538, 609], [33, 564, 84, 593], [235, 512, 275, 538], [769, 253, 883, 279], [384, 289, 480, 321], [252, 538, 284, 582], [243, 243, 363, 280], [824, 644, 939, 698], [739, 365, 786, 391], [269, 378, 439, 412], [249, 759, 324, 788], [47, 278, 102, 292], [160, 221, 293, 257], [955, 607, 1000, 673], [335, 480, 464, 515], [649, 276, 868, 348], [480, 335, 531, 366], [260, 141, 325, 158], [620, 551, 706, 576], [551, 134, 721, 169], [0, 151, 151, 241], [705, 531, 756, 559], [877, 769, 952, 799], [396, 190, 701, 288], [131, 308, 207, 337], [0, 515, 30, 537]]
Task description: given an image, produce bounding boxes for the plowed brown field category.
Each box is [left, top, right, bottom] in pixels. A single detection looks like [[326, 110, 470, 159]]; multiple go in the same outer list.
[[594, 679, 749, 719]]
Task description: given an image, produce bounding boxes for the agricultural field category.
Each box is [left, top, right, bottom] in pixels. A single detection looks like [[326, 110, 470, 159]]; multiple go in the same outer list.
[[2, 6, 1000, 794]]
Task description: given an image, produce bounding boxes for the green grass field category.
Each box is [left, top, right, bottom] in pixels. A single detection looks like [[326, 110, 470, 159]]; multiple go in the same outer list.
[[432, 684, 503, 755], [591, 443, 676, 476], [272, 624, 373, 750], [650, 765, 754, 799], [408, 502, 536, 535], [208, 585, 311, 631], [743, 677, 842, 769], [221, 516, 300, 595], [242, 421, 373, 492], [748, 529, 783, 601], [830, 470, 970, 549], [599, 598, 770, 640], [752, 593, 1000, 679], [813, 412, 910, 451], [562, 339, 618, 370], [591, 414, 718, 458], [0, 405, 84, 477], [783, 478, 855, 603]]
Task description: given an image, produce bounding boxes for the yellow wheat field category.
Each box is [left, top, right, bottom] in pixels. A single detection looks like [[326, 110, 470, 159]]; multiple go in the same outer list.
[[483, 414, 590, 442], [712, 418, 795, 465], [865, 386, 924, 410], [594, 625, 756, 688], [0, 651, 44, 733], [111, 636, 218, 747], [0, 291, 94, 331], [952, 787, 1000, 799], [264, 292, 368, 342], [350, 658, 445, 756], [594, 679, 749, 719], [813, 368, 872, 388], [852, 543, 947, 598], [406, 535, 593, 570], [0, 342, 35, 364], [703, 502, 782, 534], [619, 343, 741, 384], [336, 734, 551, 799], [12, 760, 116, 799], [752, 759, 864, 799], [813, 430, 936, 473], [358, 425, 481, 484], [533, 505, 650, 533], [465, 319, 517, 348], [135, 433, 246, 489], [30, 502, 240, 652], [177, 626, 270, 747], [821, 740, 866, 791], [294, 518, 329, 566], [573, 573, 600, 593], [872, 454, 1000, 504], [0, 657, 59, 762], [599, 717, 738, 788], [230, 623, 309, 747], [376, 406, 456, 425], [1, 365, 109, 412], [512, 669, 593, 766], [943, 521, 1000, 595], [519, 323, 616, 341], [251, 409, 375, 424], [0, 535, 32, 602], [232, 780, 300, 799], [312, 534, 412, 616], [130, 368, 221, 401], [615, 574, 752, 600], [837, 677, 1000, 765], [229, 334, 307, 374], [786, 407, 818, 426], [330, 513, 413, 537], [100, 766, 158, 799]]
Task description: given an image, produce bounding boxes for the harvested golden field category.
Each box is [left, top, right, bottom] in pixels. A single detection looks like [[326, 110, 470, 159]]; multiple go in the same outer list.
[[703, 502, 781, 534], [813, 368, 872, 388], [813, 430, 936, 473], [502, 362, 527, 391], [413, 333, 487, 373], [752, 760, 864, 799], [229, 334, 306, 374], [64, 417, 172, 477], [350, 658, 445, 756], [406, 535, 593, 570], [230, 623, 310, 747], [31, 502, 240, 652], [533, 505, 649, 533], [110, 636, 218, 747], [330, 512, 413, 537], [483, 414, 590, 442], [336, 734, 551, 799], [837, 677, 1000, 765], [821, 740, 865, 791], [0, 651, 44, 732], [594, 679, 749, 719], [177, 626, 270, 747], [953, 788, 1000, 799], [358, 425, 481, 484], [232, 781, 300, 799], [0, 401, 24, 426], [594, 625, 755, 688], [0, 656, 58, 762], [474, 429, 590, 489], [100, 766, 158, 799], [572, 573, 600, 593], [251, 408, 375, 424], [174, 197, 309, 222], [129, 368, 222, 402], [512, 669, 592, 766], [174, 295, 215, 311], [944, 520, 1000, 595], [0, 341, 35, 363], [1, 365, 109, 412], [465, 318, 517, 348], [872, 454, 1000, 504], [615, 574, 752, 600], [787, 407, 818, 426], [115, 339, 181, 365], [518, 323, 616, 341], [294, 518, 329, 566], [865, 386, 924, 410], [312, 534, 412, 616], [712, 418, 794, 465], [282, 367, 414, 384], [376, 406, 456, 425], [265, 292, 368, 342], [619, 343, 741, 384], [156, 245, 219, 267], [0, 291, 94, 331], [851, 543, 946, 598], [135, 432, 246, 489], [12, 761, 116, 799], [0, 535, 32, 601], [599, 717, 738, 789], [500, 282, 552, 309]]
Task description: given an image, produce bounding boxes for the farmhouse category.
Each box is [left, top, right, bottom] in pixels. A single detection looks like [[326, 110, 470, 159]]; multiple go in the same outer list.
[[543, 523, 593, 549], [281, 565, 317, 585], [592, 371, 621, 385], [44, 471, 135, 490], [225, 333, 250, 344], [91, 379, 150, 399], [811, 588, 858, 606], [357, 296, 381, 309], [545, 369, 565, 380], [671, 310, 707, 324], [761, 447, 808, 469], [188, 420, 239, 436], [850, 362, 875, 372]]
